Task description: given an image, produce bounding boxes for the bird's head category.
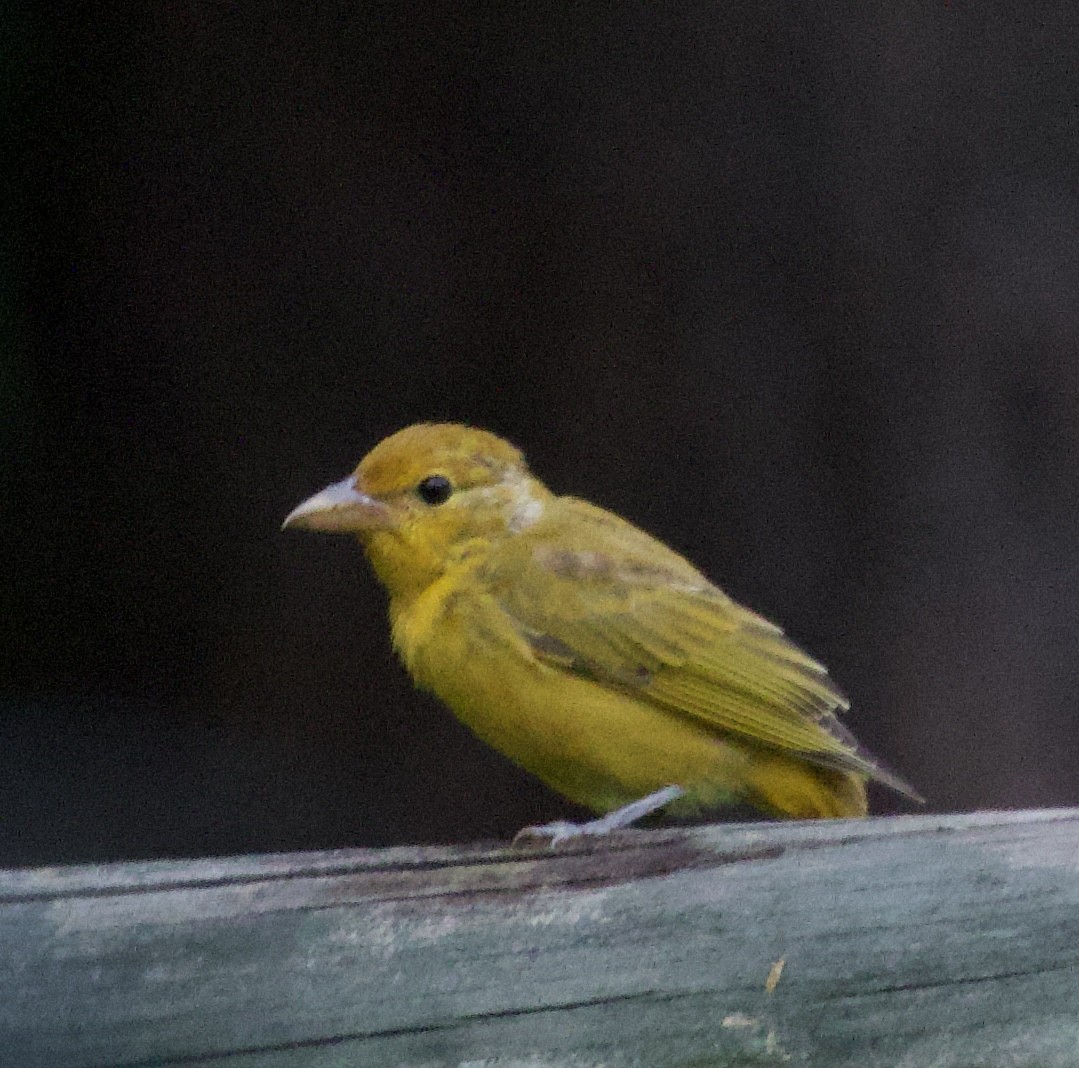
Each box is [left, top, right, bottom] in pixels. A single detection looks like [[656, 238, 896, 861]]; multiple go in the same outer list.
[[284, 423, 551, 603]]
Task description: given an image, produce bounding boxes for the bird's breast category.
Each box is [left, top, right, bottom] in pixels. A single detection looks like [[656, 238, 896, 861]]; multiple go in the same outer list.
[[390, 566, 512, 687], [389, 573, 571, 753]]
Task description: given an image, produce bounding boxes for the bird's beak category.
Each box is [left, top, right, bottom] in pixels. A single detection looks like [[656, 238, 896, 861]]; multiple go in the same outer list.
[[282, 477, 394, 533]]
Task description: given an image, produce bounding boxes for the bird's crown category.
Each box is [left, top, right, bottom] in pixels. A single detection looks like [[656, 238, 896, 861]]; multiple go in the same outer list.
[[356, 422, 526, 497]]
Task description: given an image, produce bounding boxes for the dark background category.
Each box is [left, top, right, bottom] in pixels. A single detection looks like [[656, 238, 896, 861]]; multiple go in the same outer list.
[[4, 4, 1077, 866]]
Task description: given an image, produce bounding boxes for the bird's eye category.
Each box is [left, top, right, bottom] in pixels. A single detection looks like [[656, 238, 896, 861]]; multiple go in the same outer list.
[[417, 474, 453, 506]]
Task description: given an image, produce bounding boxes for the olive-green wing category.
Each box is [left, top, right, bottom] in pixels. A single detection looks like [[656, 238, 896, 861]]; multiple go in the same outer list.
[[485, 497, 920, 798]]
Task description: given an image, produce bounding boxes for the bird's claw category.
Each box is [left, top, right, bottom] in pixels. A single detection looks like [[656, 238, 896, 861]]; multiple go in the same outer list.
[[512, 785, 685, 847]]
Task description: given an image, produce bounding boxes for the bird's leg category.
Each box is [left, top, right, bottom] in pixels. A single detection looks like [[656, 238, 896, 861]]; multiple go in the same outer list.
[[512, 785, 685, 847]]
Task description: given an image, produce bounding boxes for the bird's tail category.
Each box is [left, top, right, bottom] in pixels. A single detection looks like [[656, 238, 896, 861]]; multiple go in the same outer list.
[[743, 751, 868, 819]]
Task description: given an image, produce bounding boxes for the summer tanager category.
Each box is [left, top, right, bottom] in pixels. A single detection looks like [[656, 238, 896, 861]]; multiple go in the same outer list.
[[284, 423, 920, 838]]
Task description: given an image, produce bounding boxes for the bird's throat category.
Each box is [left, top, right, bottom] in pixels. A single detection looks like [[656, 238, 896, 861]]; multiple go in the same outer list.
[[362, 528, 446, 609]]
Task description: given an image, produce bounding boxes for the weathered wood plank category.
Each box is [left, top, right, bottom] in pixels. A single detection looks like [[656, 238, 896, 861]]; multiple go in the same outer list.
[[2, 810, 1079, 1067]]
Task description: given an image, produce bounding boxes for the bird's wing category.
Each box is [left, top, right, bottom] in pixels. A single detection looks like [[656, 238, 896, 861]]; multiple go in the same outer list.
[[484, 497, 919, 798]]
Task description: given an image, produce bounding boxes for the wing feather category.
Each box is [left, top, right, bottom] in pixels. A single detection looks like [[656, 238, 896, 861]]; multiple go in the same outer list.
[[483, 497, 920, 799]]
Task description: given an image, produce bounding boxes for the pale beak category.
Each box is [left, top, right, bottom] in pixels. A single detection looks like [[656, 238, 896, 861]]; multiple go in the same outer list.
[[282, 477, 393, 533]]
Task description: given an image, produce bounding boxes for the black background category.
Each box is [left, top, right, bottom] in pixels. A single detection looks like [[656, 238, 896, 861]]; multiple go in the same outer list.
[[4, 3, 1078, 866]]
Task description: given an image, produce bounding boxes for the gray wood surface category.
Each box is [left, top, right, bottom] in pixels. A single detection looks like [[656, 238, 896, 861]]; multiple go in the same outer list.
[[2, 809, 1079, 1067]]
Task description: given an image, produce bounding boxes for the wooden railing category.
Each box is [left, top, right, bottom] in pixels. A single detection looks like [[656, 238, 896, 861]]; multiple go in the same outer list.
[[3, 809, 1078, 1066]]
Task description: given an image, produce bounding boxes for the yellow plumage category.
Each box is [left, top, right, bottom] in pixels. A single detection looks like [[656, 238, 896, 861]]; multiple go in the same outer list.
[[285, 422, 920, 823]]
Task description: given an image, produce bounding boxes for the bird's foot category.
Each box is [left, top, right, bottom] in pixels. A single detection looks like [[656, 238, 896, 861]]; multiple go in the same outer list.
[[512, 785, 685, 847]]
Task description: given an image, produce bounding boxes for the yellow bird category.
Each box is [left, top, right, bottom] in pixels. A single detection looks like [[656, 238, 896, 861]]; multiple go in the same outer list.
[[284, 423, 920, 839]]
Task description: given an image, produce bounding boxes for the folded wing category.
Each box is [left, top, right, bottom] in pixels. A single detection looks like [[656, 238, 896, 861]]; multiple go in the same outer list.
[[484, 497, 920, 800]]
